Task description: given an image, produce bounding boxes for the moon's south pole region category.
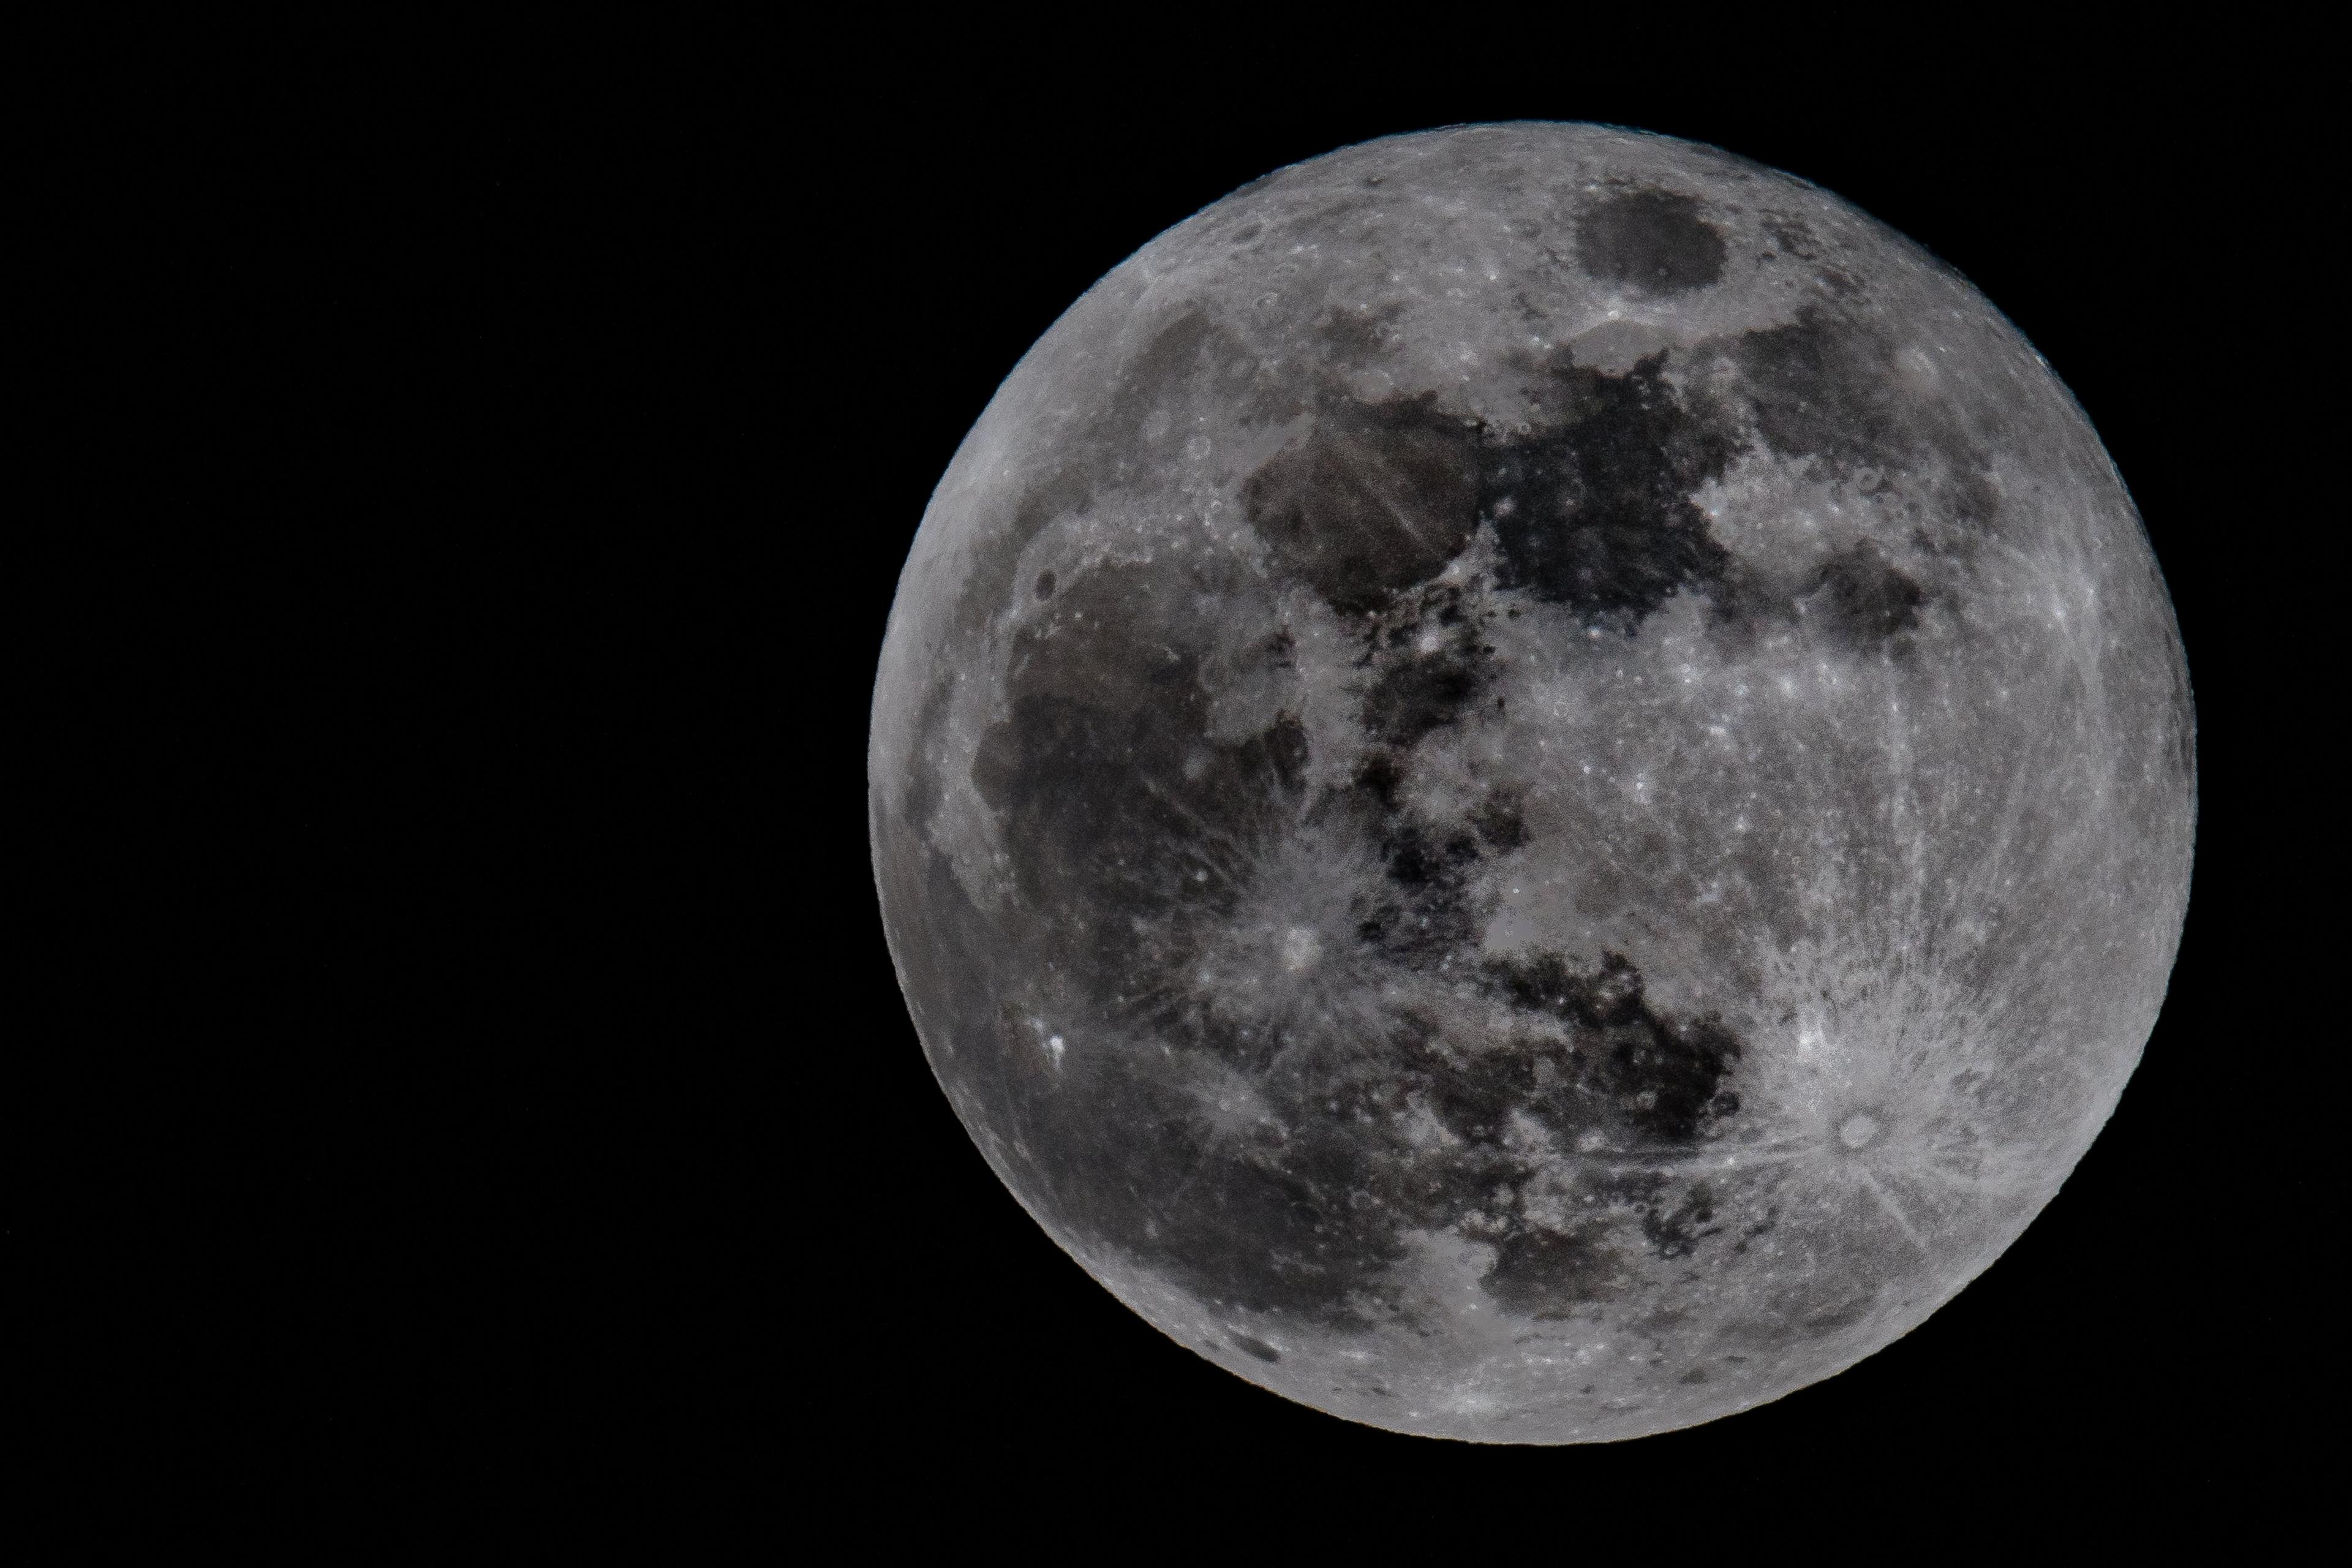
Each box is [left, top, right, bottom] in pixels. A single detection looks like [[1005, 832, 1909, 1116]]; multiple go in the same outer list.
[[869, 124, 2194, 1442]]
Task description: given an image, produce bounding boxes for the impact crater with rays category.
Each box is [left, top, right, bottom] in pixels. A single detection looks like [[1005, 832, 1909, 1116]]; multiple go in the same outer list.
[[870, 123, 2194, 1442]]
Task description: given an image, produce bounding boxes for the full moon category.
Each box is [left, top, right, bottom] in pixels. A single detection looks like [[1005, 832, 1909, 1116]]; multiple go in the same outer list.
[[869, 124, 2193, 1442]]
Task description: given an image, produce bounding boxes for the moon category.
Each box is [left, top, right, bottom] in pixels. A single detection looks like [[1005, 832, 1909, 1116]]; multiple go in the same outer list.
[[869, 124, 2193, 1442]]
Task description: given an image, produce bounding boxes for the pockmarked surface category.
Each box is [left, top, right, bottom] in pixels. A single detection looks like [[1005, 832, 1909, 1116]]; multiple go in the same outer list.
[[870, 125, 2193, 1442]]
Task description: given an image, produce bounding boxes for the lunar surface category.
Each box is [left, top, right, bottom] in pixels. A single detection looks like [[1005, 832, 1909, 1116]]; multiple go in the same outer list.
[[869, 124, 2193, 1442]]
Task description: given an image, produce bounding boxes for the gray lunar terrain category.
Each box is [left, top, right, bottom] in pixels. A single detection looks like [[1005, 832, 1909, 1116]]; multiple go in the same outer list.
[[869, 124, 2194, 1442]]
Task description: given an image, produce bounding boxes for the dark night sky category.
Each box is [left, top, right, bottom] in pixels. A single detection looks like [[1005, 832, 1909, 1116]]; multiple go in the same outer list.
[[53, 22, 2330, 1549]]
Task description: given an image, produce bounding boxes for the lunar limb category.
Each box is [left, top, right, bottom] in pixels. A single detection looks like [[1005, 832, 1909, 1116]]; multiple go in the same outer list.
[[870, 124, 2193, 1442]]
